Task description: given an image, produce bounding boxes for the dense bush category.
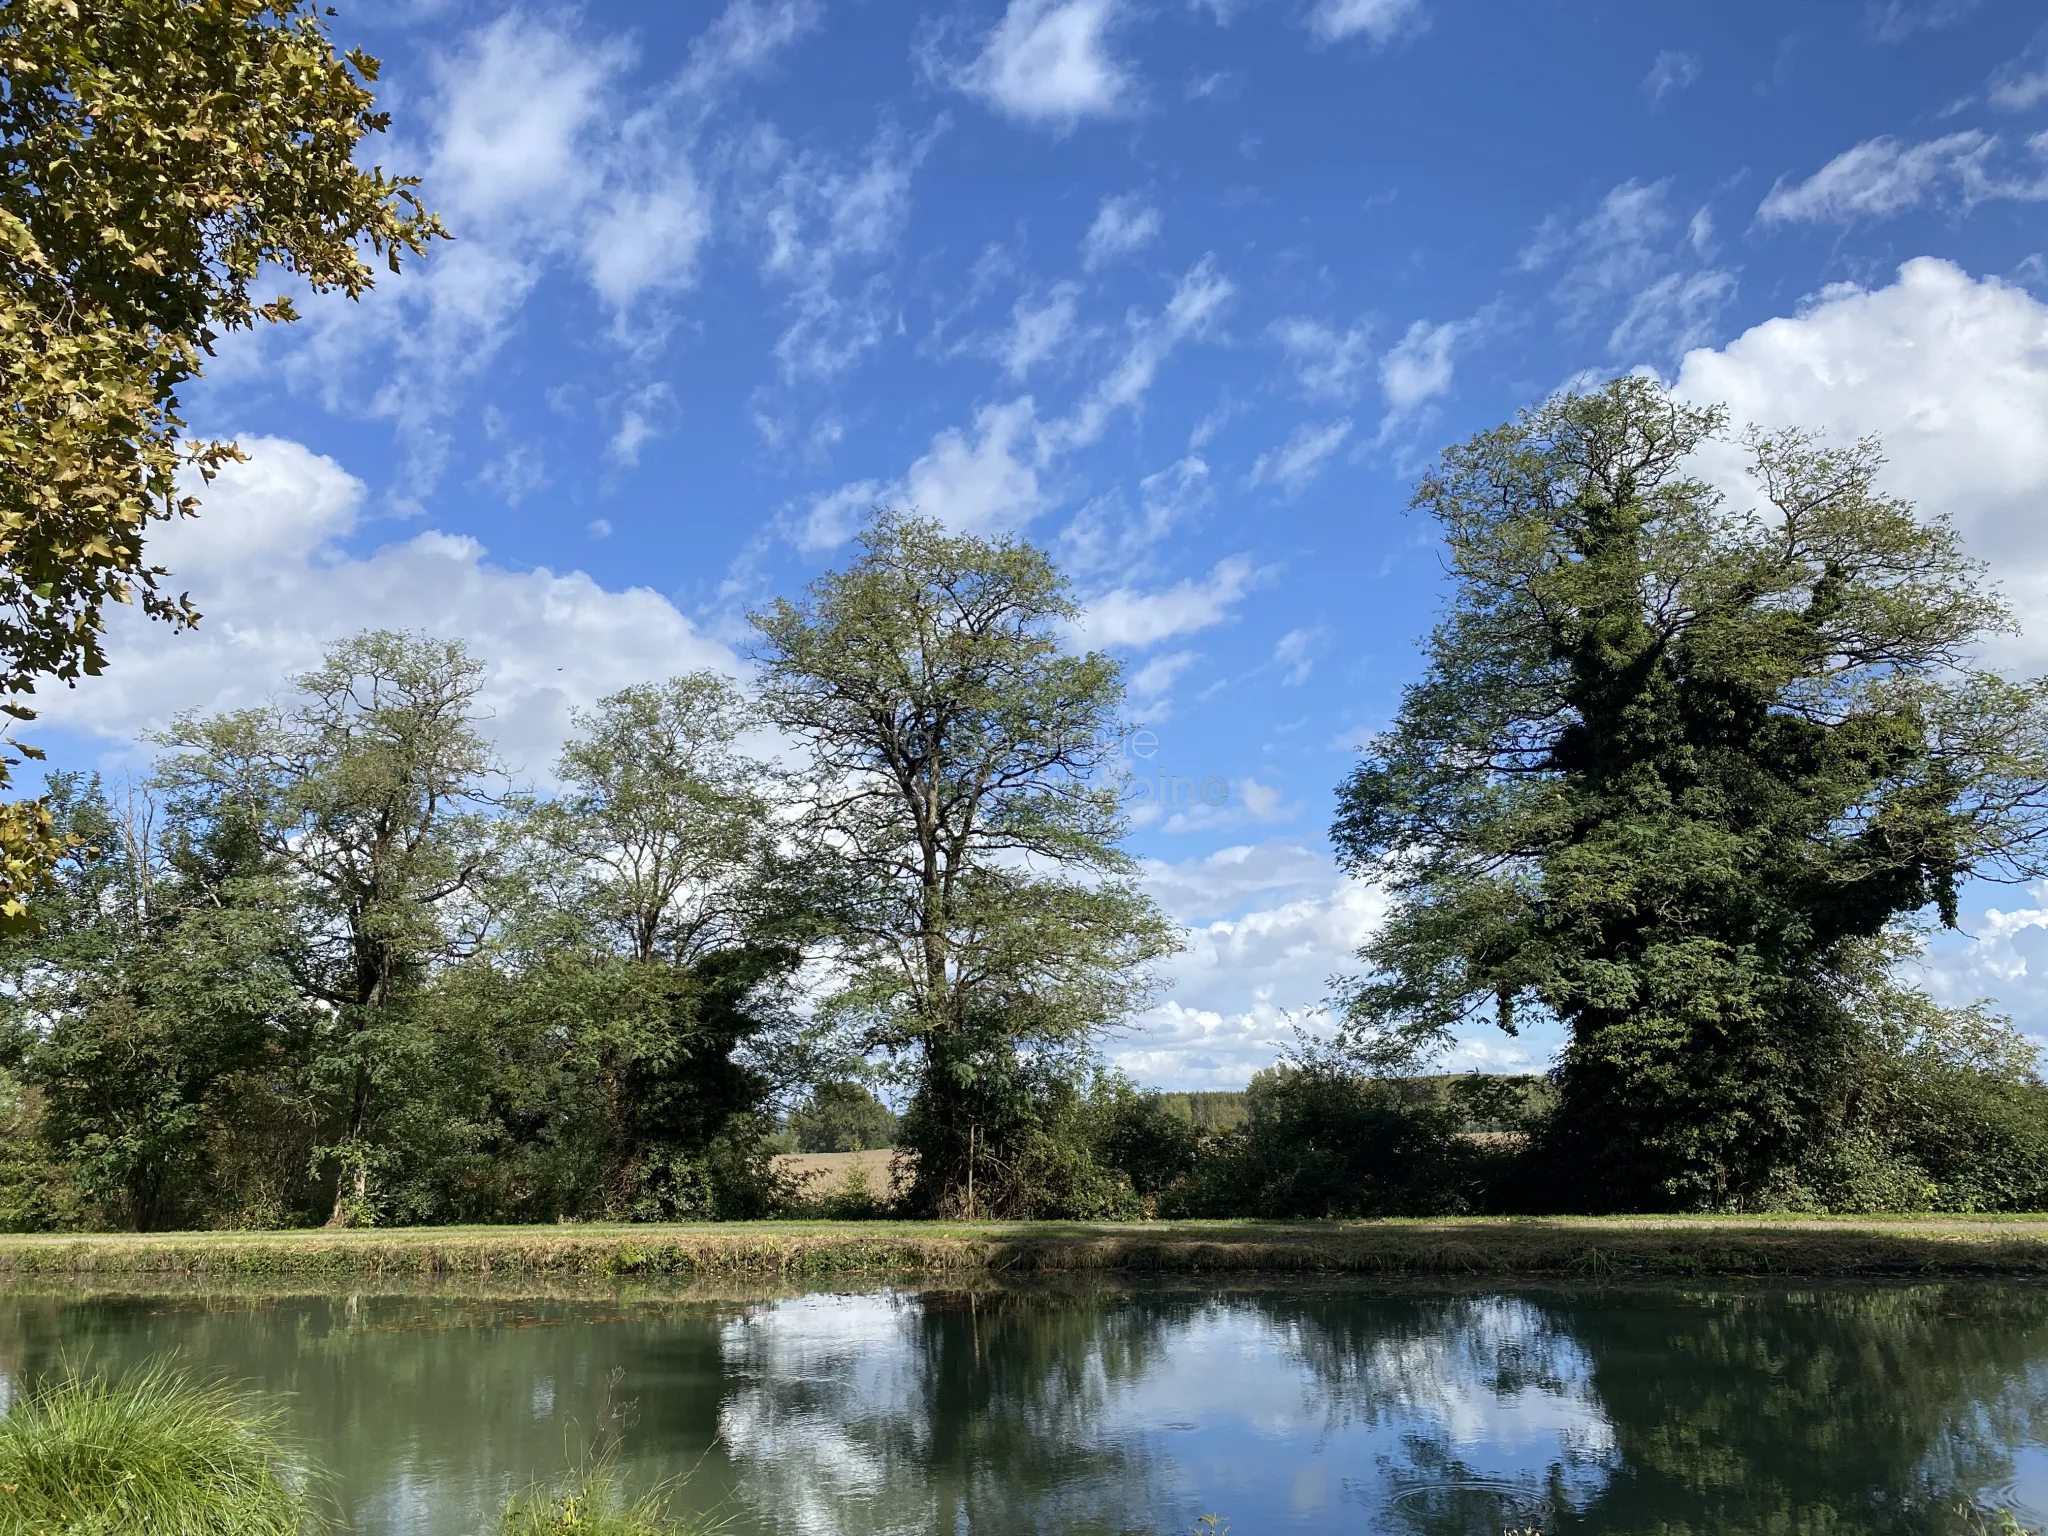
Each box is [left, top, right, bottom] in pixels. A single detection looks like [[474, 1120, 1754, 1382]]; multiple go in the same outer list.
[[1165, 1065, 1517, 1219]]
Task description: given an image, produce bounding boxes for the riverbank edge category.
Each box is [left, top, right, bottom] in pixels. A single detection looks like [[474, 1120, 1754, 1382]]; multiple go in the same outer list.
[[8, 1217, 2048, 1280]]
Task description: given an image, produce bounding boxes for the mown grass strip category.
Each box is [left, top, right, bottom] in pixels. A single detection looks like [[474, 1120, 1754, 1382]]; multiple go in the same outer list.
[[7, 1216, 2048, 1281]]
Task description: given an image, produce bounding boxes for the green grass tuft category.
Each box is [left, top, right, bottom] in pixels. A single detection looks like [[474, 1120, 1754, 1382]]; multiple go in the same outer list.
[[497, 1471, 713, 1535], [0, 1364, 310, 1536]]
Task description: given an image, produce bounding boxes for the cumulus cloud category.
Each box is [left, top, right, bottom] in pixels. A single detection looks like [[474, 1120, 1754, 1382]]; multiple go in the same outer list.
[[1249, 419, 1353, 494], [1670, 258, 2048, 664], [1639, 49, 1701, 108], [1306, 0, 1425, 45], [1074, 554, 1263, 648], [39, 440, 738, 775], [792, 397, 1045, 549], [1081, 192, 1163, 269], [934, 0, 1137, 128]]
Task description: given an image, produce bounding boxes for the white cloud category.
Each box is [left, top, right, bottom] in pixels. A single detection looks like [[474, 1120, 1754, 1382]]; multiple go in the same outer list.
[[1670, 257, 2048, 663], [1522, 179, 1735, 355], [1307, 0, 1424, 45], [1050, 255, 1235, 449], [1074, 553, 1262, 648], [734, 121, 929, 380], [1990, 32, 2048, 112], [1379, 317, 1463, 413], [937, 0, 1137, 128], [1081, 193, 1163, 269], [1129, 648, 1199, 699], [1110, 843, 1384, 1086], [1867, 0, 1981, 44], [1639, 49, 1701, 107], [1000, 283, 1081, 377], [607, 384, 677, 466], [1757, 131, 1998, 225], [793, 398, 1045, 549], [39, 440, 738, 774], [475, 443, 548, 505], [587, 518, 613, 539], [1057, 456, 1212, 575], [1249, 418, 1353, 494], [1274, 624, 1330, 685], [1271, 316, 1372, 400], [249, 0, 817, 492]]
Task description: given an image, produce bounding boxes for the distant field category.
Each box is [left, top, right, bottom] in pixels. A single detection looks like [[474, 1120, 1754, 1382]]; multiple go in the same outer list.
[[774, 1148, 902, 1196], [8, 1214, 2048, 1284]]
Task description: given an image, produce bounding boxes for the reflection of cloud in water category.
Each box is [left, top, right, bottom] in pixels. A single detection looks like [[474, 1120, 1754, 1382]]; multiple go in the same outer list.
[[714, 1290, 1615, 1532], [717, 1292, 928, 1532]]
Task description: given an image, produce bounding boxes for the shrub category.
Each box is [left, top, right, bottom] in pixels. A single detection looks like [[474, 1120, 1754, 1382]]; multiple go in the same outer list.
[[0, 1366, 310, 1536], [1167, 1064, 1506, 1218]]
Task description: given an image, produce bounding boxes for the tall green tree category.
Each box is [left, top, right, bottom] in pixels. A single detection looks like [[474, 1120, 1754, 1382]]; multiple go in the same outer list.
[[0, 0, 441, 914], [0, 773, 308, 1229], [485, 676, 804, 1220], [153, 631, 499, 1225], [753, 512, 1178, 1215], [1333, 378, 2048, 1209]]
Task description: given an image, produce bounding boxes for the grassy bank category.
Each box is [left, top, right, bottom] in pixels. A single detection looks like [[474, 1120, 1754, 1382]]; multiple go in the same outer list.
[[9, 1215, 2048, 1282]]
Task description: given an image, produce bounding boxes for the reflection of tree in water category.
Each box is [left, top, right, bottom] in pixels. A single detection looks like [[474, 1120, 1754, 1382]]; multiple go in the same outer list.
[[1274, 1284, 2048, 1536], [0, 1292, 747, 1534], [717, 1285, 1183, 1536], [1251, 1290, 1617, 1530], [1558, 1285, 2048, 1536]]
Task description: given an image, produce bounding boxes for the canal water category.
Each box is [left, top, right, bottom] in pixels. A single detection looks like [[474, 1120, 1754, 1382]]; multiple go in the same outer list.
[[3, 1278, 2046, 1534]]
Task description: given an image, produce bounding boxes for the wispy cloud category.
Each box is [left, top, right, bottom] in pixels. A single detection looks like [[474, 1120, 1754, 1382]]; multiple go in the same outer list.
[[1249, 419, 1353, 494], [1757, 131, 2000, 224], [1271, 316, 1373, 400], [1639, 49, 1701, 108], [1081, 192, 1164, 269], [1521, 179, 1735, 356], [1307, 0, 1425, 45]]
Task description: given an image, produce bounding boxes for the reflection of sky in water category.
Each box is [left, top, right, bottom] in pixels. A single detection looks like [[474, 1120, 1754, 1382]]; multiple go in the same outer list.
[[716, 1293, 1615, 1533]]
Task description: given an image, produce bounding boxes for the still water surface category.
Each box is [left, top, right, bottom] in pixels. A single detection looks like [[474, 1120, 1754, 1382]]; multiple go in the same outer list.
[[4, 1279, 2048, 1534]]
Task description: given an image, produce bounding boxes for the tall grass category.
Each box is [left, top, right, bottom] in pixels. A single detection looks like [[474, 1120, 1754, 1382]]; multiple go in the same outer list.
[[498, 1471, 712, 1535], [0, 1364, 310, 1535]]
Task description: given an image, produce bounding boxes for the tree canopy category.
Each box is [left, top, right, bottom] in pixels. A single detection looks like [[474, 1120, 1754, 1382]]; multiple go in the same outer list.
[[0, 0, 441, 917], [1333, 377, 2048, 1208], [753, 512, 1179, 1215]]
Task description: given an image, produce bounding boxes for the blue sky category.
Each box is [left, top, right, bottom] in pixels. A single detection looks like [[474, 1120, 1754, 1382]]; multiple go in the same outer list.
[[36, 0, 2048, 1086]]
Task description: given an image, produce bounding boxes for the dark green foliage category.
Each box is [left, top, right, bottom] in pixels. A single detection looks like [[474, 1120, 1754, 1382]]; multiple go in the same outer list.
[[1168, 1063, 1505, 1219], [789, 1080, 898, 1152], [1335, 378, 2048, 1210]]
